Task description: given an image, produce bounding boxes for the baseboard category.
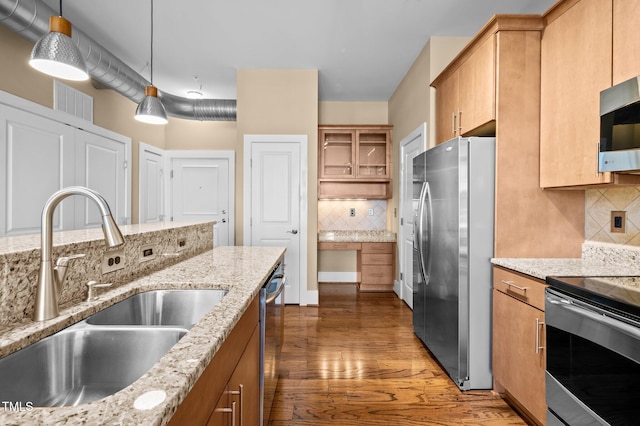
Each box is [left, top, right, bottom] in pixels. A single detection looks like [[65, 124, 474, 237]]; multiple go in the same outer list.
[[393, 279, 401, 297], [317, 272, 358, 283], [303, 289, 319, 306]]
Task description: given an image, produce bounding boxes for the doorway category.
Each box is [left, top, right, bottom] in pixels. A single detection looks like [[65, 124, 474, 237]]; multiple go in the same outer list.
[[397, 123, 427, 308], [243, 134, 308, 305]]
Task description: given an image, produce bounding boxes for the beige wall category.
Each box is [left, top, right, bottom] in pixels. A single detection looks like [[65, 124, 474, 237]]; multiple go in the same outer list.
[[319, 102, 388, 124], [387, 36, 470, 237], [236, 69, 319, 293]]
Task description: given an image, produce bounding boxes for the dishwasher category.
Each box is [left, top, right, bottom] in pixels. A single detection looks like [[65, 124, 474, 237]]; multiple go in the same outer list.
[[260, 262, 285, 425]]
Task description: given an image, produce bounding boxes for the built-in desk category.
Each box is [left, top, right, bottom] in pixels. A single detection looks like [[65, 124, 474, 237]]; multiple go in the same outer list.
[[317, 240, 396, 292]]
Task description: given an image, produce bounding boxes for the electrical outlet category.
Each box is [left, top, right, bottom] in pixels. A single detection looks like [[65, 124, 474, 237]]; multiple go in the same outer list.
[[177, 237, 187, 251], [368, 208, 374, 216], [102, 248, 125, 274], [349, 208, 356, 217], [611, 211, 626, 233], [139, 244, 157, 263]]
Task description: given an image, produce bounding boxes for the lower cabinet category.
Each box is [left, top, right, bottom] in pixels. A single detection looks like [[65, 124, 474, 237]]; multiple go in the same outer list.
[[358, 242, 395, 292], [492, 267, 547, 425], [169, 295, 260, 426]]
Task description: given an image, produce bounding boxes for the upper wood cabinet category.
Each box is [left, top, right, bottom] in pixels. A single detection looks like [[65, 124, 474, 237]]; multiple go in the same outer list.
[[432, 35, 496, 144], [613, 0, 640, 85], [540, 0, 640, 188], [318, 125, 392, 199]]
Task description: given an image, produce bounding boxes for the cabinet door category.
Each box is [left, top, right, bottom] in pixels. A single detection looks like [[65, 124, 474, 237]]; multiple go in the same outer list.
[[220, 325, 261, 426], [540, 0, 613, 187], [458, 36, 496, 135], [0, 104, 75, 236], [319, 129, 355, 178], [435, 71, 459, 145], [613, 0, 640, 84], [493, 289, 546, 424], [355, 129, 390, 179], [74, 129, 128, 228]]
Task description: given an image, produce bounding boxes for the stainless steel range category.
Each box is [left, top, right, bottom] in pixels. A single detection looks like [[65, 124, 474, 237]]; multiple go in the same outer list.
[[545, 276, 640, 425]]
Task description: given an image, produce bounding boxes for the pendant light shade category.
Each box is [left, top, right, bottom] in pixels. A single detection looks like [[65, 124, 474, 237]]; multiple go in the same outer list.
[[135, 0, 167, 125], [135, 85, 168, 124], [29, 14, 89, 81]]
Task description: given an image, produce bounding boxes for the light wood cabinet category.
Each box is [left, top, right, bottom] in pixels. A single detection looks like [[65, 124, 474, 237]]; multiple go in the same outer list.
[[613, 0, 640, 85], [492, 267, 547, 426], [318, 125, 392, 199], [540, 0, 640, 188], [169, 296, 260, 426], [432, 15, 584, 258], [432, 36, 495, 144], [358, 242, 395, 292]]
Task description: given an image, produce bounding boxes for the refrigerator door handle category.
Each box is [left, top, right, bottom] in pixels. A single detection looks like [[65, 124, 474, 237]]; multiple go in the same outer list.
[[417, 182, 432, 286]]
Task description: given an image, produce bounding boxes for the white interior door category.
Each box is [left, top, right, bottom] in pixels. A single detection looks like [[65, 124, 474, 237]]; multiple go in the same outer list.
[[170, 153, 233, 246], [398, 123, 427, 309], [0, 104, 75, 236], [74, 129, 129, 227], [139, 142, 165, 224], [245, 135, 307, 305]]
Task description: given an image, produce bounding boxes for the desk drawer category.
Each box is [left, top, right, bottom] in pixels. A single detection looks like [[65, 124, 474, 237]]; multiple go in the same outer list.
[[362, 253, 392, 265], [318, 242, 362, 250], [361, 265, 393, 284], [362, 242, 393, 254]]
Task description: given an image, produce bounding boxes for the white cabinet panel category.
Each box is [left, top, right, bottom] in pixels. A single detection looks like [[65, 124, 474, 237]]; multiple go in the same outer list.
[[0, 105, 75, 236]]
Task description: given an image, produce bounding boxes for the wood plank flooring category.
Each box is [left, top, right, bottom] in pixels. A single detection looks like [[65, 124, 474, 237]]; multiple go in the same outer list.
[[268, 283, 527, 425]]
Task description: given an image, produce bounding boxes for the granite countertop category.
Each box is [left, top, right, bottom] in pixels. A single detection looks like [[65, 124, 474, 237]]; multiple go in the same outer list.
[[0, 245, 285, 426], [491, 242, 640, 280], [318, 230, 396, 243]]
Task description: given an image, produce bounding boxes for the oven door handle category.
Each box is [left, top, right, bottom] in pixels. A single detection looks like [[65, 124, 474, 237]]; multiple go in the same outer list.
[[266, 276, 286, 304], [546, 291, 640, 363]]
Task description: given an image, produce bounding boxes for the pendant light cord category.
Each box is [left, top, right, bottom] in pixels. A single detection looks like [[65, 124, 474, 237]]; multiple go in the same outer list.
[[150, 0, 154, 86], [59, 0, 62, 16]]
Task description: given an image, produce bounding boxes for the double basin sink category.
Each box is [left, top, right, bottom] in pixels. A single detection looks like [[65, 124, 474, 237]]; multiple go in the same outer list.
[[0, 289, 227, 407]]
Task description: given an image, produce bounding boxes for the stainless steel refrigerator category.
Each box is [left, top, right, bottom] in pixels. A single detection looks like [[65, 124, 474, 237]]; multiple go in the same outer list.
[[412, 136, 494, 390]]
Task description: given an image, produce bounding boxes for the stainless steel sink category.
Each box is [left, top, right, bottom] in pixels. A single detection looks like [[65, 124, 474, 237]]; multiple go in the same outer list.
[[0, 325, 186, 406], [86, 289, 228, 328], [0, 288, 228, 407]]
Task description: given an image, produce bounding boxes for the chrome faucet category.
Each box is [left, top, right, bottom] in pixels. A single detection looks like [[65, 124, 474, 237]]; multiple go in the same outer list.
[[33, 186, 125, 321]]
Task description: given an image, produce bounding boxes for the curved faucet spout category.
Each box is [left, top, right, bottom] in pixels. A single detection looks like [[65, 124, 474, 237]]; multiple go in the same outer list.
[[34, 186, 125, 321]]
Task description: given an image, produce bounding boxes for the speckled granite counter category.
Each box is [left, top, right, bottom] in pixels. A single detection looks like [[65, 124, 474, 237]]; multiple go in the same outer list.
[[491, 241, 640, 280], [0, 246, 285, 426], [318, 230, 396, 243]]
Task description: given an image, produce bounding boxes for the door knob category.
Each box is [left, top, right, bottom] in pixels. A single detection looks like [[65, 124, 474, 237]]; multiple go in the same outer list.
[[221, 218, 227, 223], [222, 210, 227, 214], [286, 229, 298, 235]]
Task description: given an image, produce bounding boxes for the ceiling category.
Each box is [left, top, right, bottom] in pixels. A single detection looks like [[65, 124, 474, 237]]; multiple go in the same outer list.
[[43, 0, 557, 102]]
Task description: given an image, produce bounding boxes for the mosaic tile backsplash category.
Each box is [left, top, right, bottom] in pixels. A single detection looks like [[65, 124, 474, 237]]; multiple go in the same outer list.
[[318, 200, 388, 231], [585, 186, 640, 246]]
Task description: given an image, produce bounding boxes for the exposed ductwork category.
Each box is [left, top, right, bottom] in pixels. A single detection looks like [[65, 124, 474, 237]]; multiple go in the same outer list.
[[0, 0, 237, 121]]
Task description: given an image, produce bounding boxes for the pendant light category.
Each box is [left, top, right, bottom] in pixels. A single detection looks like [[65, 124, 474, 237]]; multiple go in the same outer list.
[[29, 0, 89, 81], [135, 0, 168, 125]]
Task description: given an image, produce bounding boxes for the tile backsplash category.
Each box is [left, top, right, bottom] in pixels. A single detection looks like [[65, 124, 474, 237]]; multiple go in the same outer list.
[[318, 200, 387, 231], [585, 186, 640, 246]]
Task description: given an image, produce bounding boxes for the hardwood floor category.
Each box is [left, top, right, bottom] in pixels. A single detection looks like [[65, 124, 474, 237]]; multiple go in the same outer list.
[[268, 283, 527, 425]]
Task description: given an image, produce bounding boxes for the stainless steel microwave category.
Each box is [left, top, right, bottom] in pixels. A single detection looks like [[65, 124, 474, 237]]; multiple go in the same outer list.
[[599, 76, 640, 173]]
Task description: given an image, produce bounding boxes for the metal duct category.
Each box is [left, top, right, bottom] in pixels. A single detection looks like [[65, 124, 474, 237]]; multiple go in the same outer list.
[[0, 0, 237, 121]]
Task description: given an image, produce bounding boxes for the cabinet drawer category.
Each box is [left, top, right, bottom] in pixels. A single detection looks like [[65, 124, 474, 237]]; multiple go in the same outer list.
[[318, 242, 362, 250], [361, 265, 393, 283], [361, 253, 392, 265], [362, 242, 393, 254], [493, 267, 547, 311]]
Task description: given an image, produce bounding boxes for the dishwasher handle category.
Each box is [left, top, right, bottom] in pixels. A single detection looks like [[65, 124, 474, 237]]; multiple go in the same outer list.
[[265, 276, 286, 304]]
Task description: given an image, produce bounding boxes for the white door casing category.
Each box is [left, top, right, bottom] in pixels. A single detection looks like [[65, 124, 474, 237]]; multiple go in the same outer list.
[[169, 151, 234, 246], [398, 123, 427, 309], [138, 142, 165, 224], [243, 135, 308, 305]]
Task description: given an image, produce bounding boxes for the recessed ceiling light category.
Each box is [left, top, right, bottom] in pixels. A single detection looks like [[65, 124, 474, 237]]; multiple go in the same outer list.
[[186, 90, 204, 99]]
